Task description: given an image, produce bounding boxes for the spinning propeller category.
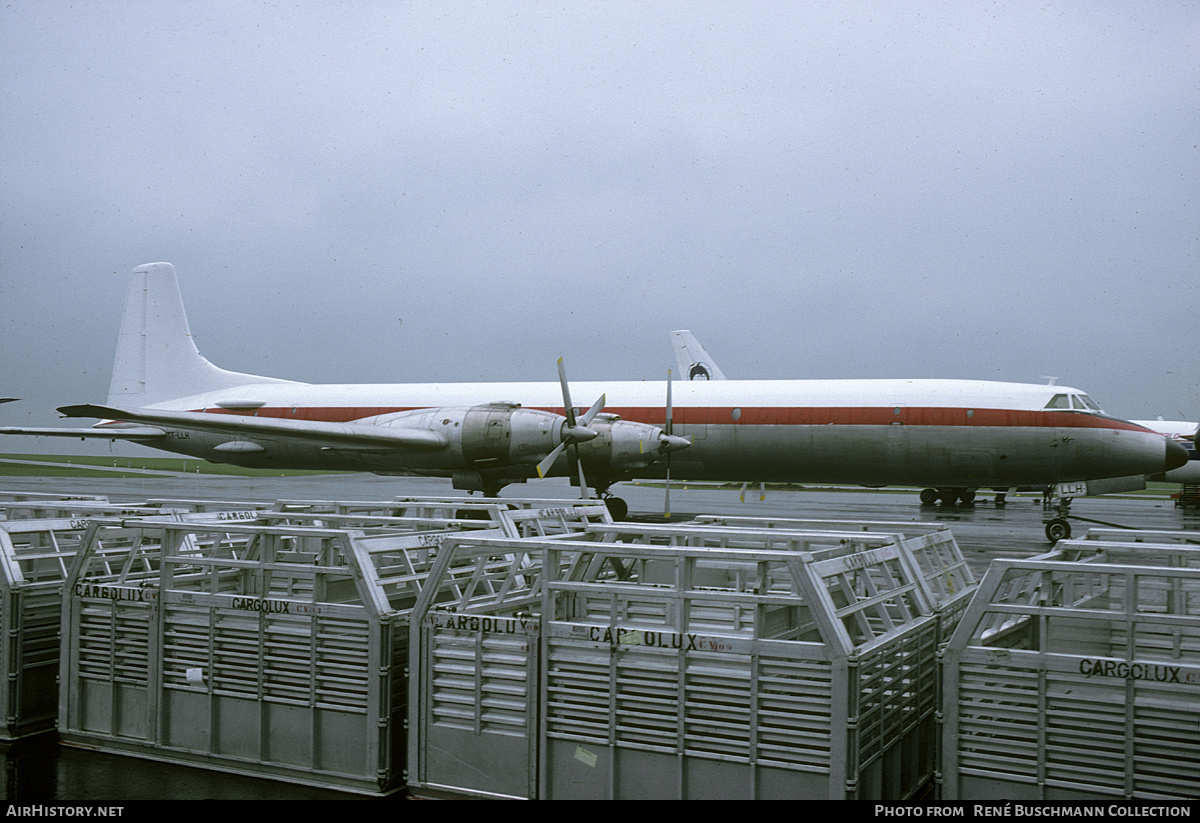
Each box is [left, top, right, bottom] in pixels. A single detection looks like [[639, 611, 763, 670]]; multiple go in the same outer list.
[[661, 368, 692, 517], [536, 358, 604, 498], [664, 369, 675, 517]]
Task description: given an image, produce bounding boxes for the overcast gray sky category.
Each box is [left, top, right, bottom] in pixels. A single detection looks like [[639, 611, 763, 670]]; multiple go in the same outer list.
[[2, 1, 1197, 456]]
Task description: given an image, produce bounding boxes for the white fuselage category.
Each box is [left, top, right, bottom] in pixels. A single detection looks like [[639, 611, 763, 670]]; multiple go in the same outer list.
[[143, 376, 1177, 489]]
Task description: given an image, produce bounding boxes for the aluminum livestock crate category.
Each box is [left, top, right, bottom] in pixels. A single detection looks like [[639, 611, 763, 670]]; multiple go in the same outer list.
[[0, 497, 291, 741], [55, 499, 604, 795], [0, 509, 219, 741], [409, 527, 974, 800], [0, 516, 111, 739], [56, 511, 522, 794], [940, 537, 1200, 800]]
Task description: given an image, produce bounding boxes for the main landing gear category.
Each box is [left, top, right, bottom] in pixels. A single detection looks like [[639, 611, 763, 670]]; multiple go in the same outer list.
[[602, 495, 628, 521], [589, 479, 629, 521], [919, 487, 977, 506]]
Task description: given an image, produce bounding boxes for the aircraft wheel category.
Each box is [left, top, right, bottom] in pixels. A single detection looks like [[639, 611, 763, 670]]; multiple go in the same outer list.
[[938, 488, 960, 506], [960, 489, 976, 505], [1045, 518, 1071, 543], [604, 497, 629, 521], [919, 488, 938, 505]]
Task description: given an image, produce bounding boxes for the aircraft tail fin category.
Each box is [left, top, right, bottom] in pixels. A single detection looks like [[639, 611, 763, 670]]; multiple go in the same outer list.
[[107, 262, 295, 407], [670, 330, 726, 381]]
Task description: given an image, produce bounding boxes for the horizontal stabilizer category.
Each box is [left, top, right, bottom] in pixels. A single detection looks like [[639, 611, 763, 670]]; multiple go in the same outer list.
[[58, 404, 449, 452]]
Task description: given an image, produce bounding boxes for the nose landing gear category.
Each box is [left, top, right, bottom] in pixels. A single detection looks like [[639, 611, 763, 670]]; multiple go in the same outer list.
[[1042, 485, 1076, 543]]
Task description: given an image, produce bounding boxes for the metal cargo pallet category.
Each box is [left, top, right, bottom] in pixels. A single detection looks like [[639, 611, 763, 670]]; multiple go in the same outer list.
[[940, 537, 1200, 800], [409, 526, 976, 800]]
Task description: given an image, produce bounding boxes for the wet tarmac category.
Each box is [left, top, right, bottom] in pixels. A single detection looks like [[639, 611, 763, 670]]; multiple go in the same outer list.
[[0, 472, 1196, 802]]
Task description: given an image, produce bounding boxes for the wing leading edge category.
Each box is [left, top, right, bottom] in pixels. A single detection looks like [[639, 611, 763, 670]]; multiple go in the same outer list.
[[56, 404, 448, 453]]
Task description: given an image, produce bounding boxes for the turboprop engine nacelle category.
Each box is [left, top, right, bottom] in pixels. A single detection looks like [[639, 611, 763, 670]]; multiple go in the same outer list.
[[571, 415, 690, 474], [374, 402, 593, 470]]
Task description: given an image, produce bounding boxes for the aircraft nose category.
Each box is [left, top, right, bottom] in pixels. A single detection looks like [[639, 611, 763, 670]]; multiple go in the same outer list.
[[1166, 438, 1189, 471]]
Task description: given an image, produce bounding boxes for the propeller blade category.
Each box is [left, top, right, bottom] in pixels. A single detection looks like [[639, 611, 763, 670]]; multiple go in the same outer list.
[[536, 442, 567, 479], [554, 357, 603, 501], [557, 357, 577, 428], [580, 393, 605, 427], [738, 481, 764, 503], [575, 446, 590, 498], [665, 368, 673, 435], [664, 368, 673, 518]]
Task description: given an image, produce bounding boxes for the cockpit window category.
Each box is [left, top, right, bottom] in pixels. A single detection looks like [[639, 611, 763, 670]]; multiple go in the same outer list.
[[1045, 393, 1103, 412]]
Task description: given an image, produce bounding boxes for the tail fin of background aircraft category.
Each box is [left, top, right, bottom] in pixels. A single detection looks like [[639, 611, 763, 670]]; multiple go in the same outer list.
[[670, 330, 726, 381], [107, 262, 296, 407]]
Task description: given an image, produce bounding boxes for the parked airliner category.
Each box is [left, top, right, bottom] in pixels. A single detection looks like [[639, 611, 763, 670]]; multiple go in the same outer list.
[[0, 263, 1186, 524]]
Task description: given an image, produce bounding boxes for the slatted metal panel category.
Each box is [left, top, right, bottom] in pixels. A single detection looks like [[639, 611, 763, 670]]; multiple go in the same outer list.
[[416, 612, 539, 799]]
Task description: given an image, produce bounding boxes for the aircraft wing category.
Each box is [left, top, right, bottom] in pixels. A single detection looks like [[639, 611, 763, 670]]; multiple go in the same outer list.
[[0, 423, 167, 440], [54, 404, 448, 453]]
